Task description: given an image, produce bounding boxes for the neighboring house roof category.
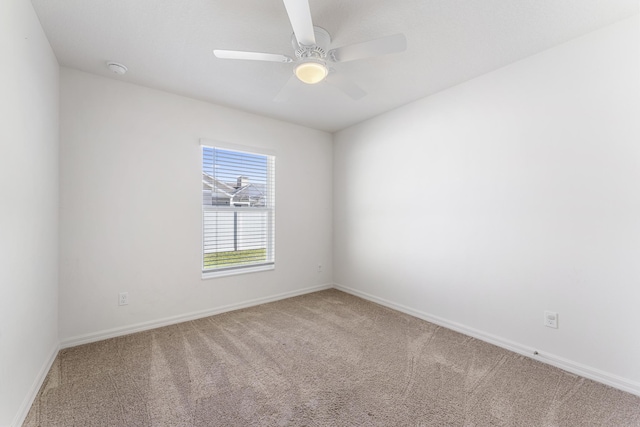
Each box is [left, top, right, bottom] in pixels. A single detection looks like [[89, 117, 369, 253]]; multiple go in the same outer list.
[[202, 172, 267, 206], [202, 172, 235, 196]]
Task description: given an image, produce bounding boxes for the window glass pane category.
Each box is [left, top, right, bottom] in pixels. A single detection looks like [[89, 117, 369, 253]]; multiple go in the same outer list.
[[202, 146, 275, 273]]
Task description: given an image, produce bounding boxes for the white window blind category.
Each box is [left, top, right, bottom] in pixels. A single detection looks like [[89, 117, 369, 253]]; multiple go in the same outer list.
[[202, 145, 275, 275]]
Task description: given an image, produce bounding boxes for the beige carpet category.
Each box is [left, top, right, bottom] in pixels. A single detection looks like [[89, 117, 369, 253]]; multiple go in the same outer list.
[[24, 289, 640, 426]]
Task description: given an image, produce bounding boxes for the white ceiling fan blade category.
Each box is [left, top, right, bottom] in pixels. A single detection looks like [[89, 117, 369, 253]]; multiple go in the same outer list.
[[325, 73, 366, 100], [273, 74, 301, 103], [328, 33, 407, 63], [213, 50, 293, 63], [282, 0, 316, 46]]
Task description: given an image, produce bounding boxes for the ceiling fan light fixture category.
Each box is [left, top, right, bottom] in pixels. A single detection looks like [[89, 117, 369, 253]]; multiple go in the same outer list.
[[294, 60, 328, 84]]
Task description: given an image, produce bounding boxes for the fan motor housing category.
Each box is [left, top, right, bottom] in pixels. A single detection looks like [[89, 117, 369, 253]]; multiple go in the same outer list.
[[292, 26, 331, 60]]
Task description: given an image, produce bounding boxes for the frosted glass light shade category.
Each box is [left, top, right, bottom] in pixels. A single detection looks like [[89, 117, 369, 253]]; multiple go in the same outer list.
[[295, 61, 328, 84]]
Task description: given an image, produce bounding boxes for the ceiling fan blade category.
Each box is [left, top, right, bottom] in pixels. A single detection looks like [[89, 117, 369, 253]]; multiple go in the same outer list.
[[328, 33, 407, 63], [213, 50, 293, 63], [273, 74, 301, 103], [282, 0, 316, 46], [325, 73, 366, 100]]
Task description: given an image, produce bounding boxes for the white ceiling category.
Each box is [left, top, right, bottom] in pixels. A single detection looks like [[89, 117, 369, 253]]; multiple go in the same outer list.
[[31, 0, 638, 132]]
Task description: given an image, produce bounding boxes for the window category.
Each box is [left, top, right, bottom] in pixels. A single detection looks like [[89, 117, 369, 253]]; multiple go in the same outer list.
[[202, 144, 275, 277]]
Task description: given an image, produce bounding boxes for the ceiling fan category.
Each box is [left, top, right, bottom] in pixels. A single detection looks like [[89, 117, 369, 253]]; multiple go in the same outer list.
[[213, 0, 407, 100]]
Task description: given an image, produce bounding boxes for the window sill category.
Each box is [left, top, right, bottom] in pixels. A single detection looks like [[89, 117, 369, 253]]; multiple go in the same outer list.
[[202, 264, 274, 280]]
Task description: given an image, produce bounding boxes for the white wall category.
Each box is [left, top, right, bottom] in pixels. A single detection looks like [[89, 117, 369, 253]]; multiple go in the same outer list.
[[334, 16, 640, 393], [0, 0, 60, 425], [59, 68, 333, 343]]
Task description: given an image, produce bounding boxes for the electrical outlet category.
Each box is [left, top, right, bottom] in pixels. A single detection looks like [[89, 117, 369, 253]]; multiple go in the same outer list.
[[317, 264, 323, 273], [544, 311, 558, 328], [119, 292, 129, 306]]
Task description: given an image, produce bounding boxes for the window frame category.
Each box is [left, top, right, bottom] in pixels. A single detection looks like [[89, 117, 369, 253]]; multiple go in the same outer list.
[[200, 140, 276, 279]]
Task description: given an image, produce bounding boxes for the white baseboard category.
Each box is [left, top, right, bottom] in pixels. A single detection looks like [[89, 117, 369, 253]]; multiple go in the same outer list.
[[60, 283, 332, 349], [334, 283, 640, 397], [10, 342, 59, 427]]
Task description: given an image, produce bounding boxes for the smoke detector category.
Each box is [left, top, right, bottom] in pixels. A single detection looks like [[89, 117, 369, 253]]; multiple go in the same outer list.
[[106, 61, 127, 75]]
